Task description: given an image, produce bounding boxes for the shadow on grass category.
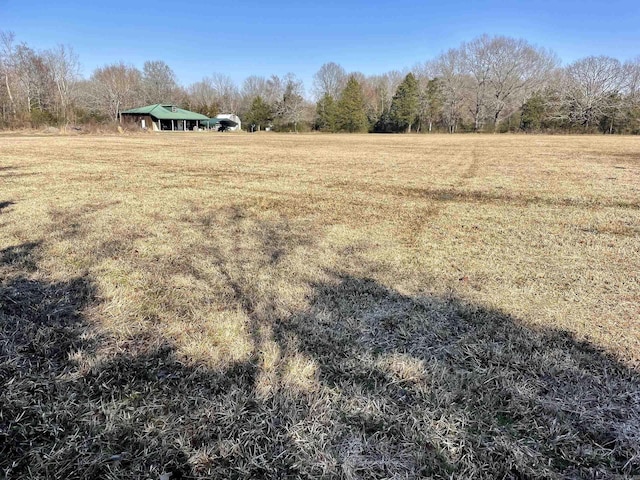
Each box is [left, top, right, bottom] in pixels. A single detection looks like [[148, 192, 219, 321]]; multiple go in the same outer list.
[[0, 172, 39, 180], [0, 201, 14, 213], [0, 241, 307, 479], [1, 224, 639, 478], [328, 181, 640, 210], [0, 242, 40, 272], [275, 274, 640, 477]]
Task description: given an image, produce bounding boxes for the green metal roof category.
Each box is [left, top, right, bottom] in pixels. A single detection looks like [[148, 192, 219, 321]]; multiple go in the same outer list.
[[120, 104, 209, 121], [199, 118, 221, 127]]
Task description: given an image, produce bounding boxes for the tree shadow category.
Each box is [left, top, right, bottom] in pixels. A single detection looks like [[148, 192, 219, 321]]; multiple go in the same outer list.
[[0, 239, 312, 479], [0, 242, 40, 272], [274, 273, 640, 478], [0, 172, 39, 180], [1, 245, 98, 477], [186, 207, 640, 477], [329, 181, 640, 210], [2, 210, 639, 479]]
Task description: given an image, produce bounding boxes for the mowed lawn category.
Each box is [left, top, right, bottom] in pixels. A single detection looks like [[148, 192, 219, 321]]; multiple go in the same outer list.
[[1, 133, 639, 479]]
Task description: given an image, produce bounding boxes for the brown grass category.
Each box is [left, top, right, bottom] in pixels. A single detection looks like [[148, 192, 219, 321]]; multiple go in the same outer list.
[[1, 133, 639, 478]]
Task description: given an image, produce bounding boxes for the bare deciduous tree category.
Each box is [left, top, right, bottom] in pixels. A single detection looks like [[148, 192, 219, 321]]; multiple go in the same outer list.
[[265, 75, 286, 105], [563, 56, 624, 129], [485, 37, 558, 130], [188, 77, 218, 116], [431, 49, 467, 133], [141, 60, 179, 105], [241, 75, 269, 100], [210, 73, 240, 114], [44, 44, 80, 123], [240, 75, 269, 115], [87, 63, 141, 122], [369, 71, 405, 118], [414, 64, 444, 133], [15, 43, 59, 119], [312, 62, 347, 100], [274, 74, 306, 132], [0, 31, 17, 119], [14, 44, 39, 114], [462, 36, 492, 131], [459, 35, 558, 131], [624, 57, 640, 104]]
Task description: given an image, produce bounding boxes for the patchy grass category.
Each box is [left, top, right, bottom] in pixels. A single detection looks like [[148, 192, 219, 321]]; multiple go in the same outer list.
[[1, 133, 639, 478]]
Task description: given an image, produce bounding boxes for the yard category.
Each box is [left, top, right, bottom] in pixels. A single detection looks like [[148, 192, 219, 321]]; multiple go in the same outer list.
[[1, 132, 639, 478]]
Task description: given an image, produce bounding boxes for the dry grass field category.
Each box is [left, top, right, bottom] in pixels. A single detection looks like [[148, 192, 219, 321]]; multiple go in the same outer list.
[[1, 132, 639, 479]]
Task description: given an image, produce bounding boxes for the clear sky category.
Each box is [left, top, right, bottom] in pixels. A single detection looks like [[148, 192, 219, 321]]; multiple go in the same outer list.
[[1, 0, 639, 95]]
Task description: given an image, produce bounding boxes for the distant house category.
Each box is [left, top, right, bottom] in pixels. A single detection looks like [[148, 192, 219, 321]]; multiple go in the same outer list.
[[120, 104, 209, 131]]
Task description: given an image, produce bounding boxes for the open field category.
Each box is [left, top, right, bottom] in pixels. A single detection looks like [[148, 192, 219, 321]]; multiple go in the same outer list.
[[1, 133, 639, 478]]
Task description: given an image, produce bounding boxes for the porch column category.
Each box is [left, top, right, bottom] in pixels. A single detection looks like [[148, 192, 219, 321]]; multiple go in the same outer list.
[[171, 120, 174, 131], [183, 120, 186, 131]]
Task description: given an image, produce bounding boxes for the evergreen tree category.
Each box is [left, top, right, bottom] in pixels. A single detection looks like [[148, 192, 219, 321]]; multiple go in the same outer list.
[[422, 78, 444, 132], [315, 93, 337, 132], [389, 73, 419, 133], [244, 96, 272, 132], [373, 111, 393, 133], [520, 93, 546, 132], [335, 76, 369, 133]]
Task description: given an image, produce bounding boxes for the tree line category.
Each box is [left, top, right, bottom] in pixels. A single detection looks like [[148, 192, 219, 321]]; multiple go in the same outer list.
[[1, 31, 639, 133]]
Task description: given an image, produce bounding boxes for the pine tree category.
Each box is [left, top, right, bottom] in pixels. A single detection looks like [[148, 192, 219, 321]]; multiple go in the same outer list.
[[244, 96, 272, 132], [418, 78, 444, 133], [335, 76, 369, 133], [315, 93, 337, 132], [390, 73, 419, 133], [520, 93, 546, 132]]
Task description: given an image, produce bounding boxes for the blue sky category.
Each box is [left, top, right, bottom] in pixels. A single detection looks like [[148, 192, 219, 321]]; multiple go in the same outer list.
[[1, 0, 639, 94]]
